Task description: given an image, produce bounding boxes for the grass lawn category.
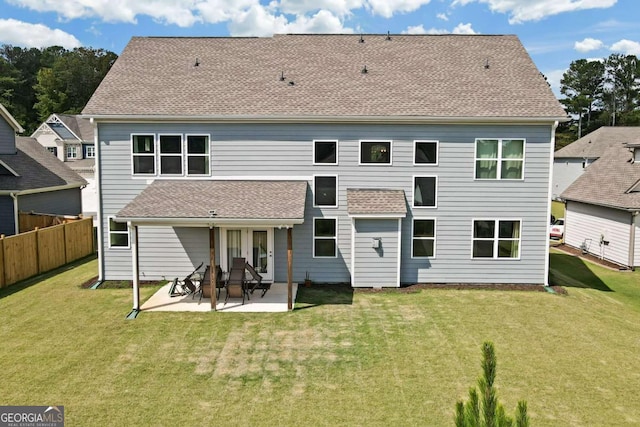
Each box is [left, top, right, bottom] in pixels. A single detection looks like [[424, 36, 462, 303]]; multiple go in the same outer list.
[[1, 251, 640, 426]]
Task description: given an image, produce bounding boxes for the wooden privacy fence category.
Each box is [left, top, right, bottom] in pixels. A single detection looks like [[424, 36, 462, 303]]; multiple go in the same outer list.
[[0, 218, 94, 289], [19, 211, 82, 234]]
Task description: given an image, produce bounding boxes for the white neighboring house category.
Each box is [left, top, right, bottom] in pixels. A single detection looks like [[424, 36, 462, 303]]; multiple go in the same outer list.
[[31, 114, 96, 220], [560, 127, 640, 268]]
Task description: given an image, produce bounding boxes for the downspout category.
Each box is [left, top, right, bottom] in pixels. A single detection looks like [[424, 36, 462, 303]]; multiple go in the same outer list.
[[629, 211, 638, 271], [91, 117, 105, 285], [10, 192, 18, 235], [544, 121, 559, 287]]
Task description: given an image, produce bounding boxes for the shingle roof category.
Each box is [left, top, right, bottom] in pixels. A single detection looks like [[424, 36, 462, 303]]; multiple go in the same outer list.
[[83, 34, 566, 120], [0, 137, 87, 192], [117, 180, 307, 220], [57, 114, 94, 141], [554, 127, 640, 159], [561, 142, 640, 210], [347, 188, 407, 216]]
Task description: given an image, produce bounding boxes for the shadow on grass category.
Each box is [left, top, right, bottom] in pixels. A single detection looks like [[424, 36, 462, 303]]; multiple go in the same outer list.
[[0, 254, 97, 299], [294, 283, 354, 310], [549, 253, 612, 292]]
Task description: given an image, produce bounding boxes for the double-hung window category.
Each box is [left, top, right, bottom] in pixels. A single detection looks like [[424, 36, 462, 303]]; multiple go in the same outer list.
[[414, 140, 438, 164], [475, 139, 525, 179], [132, 134, 155, 175], [412, 219, 435, 258], [109, 217, 129, 248], [314, 218, 337, 257], [85, 145, 95, 158], [413, 176, 437, 207], [186, 135, 210, 175], [472, 219, 521, 259], [66, 145, 78, 160], [314, 140, 337, 164], [360, 140, 391, 164], [159, 134, 183, 175], [314, 175, 337, 207]]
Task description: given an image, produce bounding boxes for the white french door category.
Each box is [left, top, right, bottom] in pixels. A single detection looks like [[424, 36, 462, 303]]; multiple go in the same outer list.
[[220, 228, 274, 282]]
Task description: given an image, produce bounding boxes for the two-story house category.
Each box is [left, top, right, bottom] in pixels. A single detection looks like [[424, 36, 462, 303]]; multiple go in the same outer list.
[[82, 34, 567, 310]]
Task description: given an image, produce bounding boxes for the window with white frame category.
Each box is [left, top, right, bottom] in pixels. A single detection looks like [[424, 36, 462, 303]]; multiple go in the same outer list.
[[132, 134, 155, 175], [412, 219, 435, 258], [85, 145, 95, 158], [66, 145, 78, 160], [414, 140, 438, 164], [109, 217, 129, 248], [314, 218, 337, 257], [413, 176, 437, 207], [159, 134, 183, 175], [360, 141, 391, 164], [47, 147, 57, 156], [314, 176, 337, 207], [314, 140, 337, 164], [186, 135, 210, 175], [475, 139, 525, 180], [472, 219, 521, 259]]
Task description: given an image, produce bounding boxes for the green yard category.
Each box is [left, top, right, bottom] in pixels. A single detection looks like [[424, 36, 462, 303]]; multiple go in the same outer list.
[[1, 251, 639, 426]]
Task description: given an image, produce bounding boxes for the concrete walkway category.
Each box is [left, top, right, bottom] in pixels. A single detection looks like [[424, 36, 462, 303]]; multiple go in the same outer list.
[[140, 282, 297, 313]]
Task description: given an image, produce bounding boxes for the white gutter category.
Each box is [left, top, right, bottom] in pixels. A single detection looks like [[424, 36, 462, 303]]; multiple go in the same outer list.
[[544, 121, 560, 287], [10, 192, 18, 235], [114, 217, 305, 227]]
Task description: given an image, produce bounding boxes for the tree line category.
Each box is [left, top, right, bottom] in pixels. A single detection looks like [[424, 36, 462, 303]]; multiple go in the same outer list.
[[558, 53, 639, 148], [0, 45, 117, 134]]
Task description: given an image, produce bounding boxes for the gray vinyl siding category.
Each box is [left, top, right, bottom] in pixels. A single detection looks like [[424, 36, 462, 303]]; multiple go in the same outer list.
[[0, 196, 15, 235], [0, 117, 16, 155], [98, 122, 554, 284], [353, 219, 399, 287], [565, 201, 632, 267], [19, 188, 83, 216], [552, 158, 587, 199]]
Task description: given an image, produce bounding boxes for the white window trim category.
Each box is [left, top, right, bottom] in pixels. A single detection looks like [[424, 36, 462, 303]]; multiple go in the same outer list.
[[358, 139, 392, 166], [66, 145, 78, 160], [185, 133, 211, 177], [108, 216, 130, 249], [85, 145, 95, 158], [158, 133, 184, 176], [470, 218, 522, 260], [313, 217, 338, 258], [312, 139, 338, 165], [131, 133, 157, 176], [411, 218, 436, 258], [473, 138, 526, 181], [413, 140, 439, 166], [313, 174, 338, 208], [412, 175, 438, 208]]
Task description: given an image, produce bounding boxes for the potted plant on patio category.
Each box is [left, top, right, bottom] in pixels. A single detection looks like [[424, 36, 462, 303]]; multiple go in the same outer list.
[[304, 271, 312, 287]]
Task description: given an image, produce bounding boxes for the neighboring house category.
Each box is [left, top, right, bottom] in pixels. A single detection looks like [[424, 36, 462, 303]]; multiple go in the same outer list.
[[82, 34, 566, 309], [560, 128, 640, 269], [0, 104, 87, 236], [552, 127, 640, 199], [31, 114, 97, 219]]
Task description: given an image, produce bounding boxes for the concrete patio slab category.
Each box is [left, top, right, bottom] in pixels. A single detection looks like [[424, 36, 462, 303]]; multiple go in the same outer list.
[[140, 282, 297, 313]]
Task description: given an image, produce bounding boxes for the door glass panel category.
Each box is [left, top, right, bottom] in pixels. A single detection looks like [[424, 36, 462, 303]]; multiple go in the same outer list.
[[227, 230, 242, 271], [253, 231, 268, 274]]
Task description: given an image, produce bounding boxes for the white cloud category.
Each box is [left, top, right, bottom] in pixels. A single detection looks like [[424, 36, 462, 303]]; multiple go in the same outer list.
[[276, 0, 364, 17], [0, 18, 81, 48], [402, 24, 427, 34], [452, 0, 618, 24], [452, 23, 476, 34], [197, 0, 263, 24], [437, 12, 449, 21], [610, 39, 640, 55], [403, 22, 477, 35], [543, 68, 566, 97], [365, 0, 434, 18], [574, 37, 604, 52]]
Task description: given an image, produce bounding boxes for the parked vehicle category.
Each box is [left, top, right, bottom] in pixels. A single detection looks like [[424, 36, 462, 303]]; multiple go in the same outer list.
[[550, 218, 565, 239]]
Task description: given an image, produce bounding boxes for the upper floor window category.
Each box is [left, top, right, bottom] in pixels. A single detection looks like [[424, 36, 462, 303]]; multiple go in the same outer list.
[[132, 134, 155, 175], [85, 145, 95, 158], [159, 134, 183, 175], [360, 140, 391, 164], [413, 176, 437, 207], [472, 219, 521, 259], [47, 147, 57, 157], [66, 145, 78, 160], [475, 139, 525, 180], [187, 135, 210, 175], [109, 217, 130, 248], [414, 140, 438, 165], [314, 175, 338, 207], [314, 140, 337, 165]]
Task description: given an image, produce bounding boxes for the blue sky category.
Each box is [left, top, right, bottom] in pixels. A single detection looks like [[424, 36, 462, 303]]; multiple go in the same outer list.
[[0, 0, 638, 96]]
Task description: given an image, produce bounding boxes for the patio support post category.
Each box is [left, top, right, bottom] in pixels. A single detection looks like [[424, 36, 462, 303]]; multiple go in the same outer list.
[[210, 227, 217, 310], [131, 224, 140, 310], [287, 227, 293, 310]]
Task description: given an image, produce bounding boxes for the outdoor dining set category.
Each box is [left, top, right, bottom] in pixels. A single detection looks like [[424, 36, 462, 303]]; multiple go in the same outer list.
[[168, 258, 270, 305]]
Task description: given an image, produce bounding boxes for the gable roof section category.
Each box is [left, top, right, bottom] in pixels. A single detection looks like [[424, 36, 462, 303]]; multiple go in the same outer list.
[[57, 114, 94, 141], [0, 137, 87, 193], [554, 127, 640, 159], [83, 34, 566, 121], [561, 142, 640, 210], [116, 180, 307, 224], [0, 103, 24, 133], [347, 189, 407, 217]]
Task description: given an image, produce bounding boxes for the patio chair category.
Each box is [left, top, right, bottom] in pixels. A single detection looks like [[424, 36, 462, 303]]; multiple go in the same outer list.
[[195, 265, 226, 302], [245, 262, 270, 297], [225, 266, 246, 305], [168, 262, 202, 297]]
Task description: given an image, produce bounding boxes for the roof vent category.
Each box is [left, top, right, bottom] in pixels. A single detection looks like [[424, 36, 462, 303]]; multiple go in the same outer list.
[[288, 81, 295, 86], [386, 31, 392, 41], [359, 34, 365, 43], [361, 65, 368, 74], [194, 58, 200, 67], [279, 71, 286, 81], [484, 58, 490, 69]]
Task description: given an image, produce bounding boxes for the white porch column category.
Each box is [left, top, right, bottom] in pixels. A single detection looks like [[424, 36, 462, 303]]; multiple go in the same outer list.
[[130, 223, 140, 310]]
